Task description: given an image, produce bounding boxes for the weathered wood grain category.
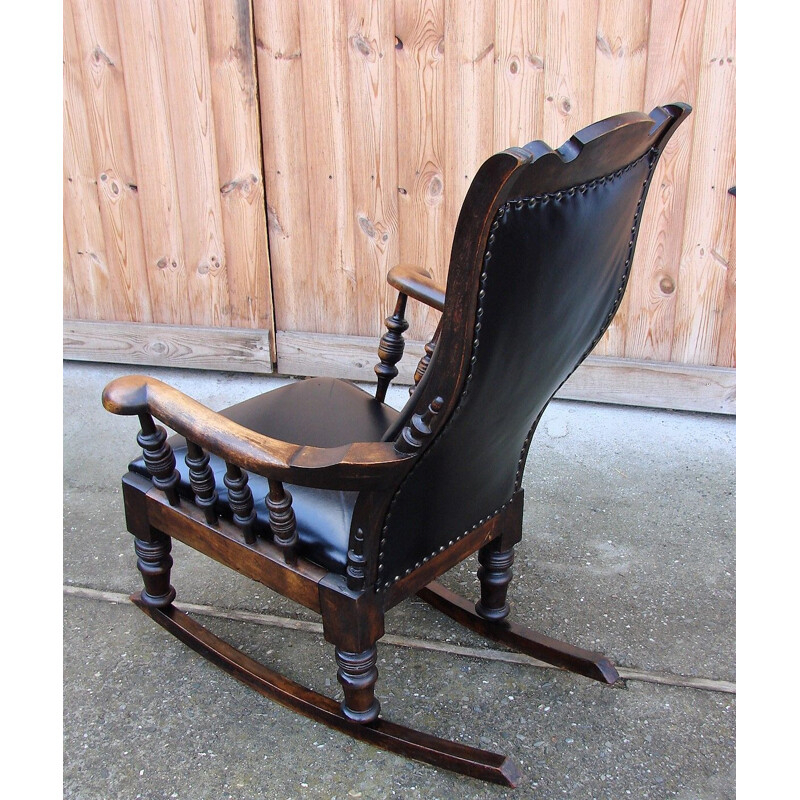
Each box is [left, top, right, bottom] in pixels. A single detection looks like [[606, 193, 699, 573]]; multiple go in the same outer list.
[[204, 0, 274, 339], [590, 0, 651, 356], [63, 223, 80, 319], [69, 0, 152, 324], [494, 0, 546, 151], [394, 0, 446, 341], [156, 0, 228, 327], [64, 0, 736, 386], [344, 2, 400, 337], [113, 0, 190, 325], [716, 195, 736, 367], [277, 329, 427, 384], [628, 0, 707, 362], [64, 319, 273, 373], [542, 0, 599, 148], [252, 0, 312, 335], [63, 1, 114, 321], [442, 0, 496, 297], [297, 0, 357, 334], [672, 0, 736, 365], [275, 331, 735, 414]]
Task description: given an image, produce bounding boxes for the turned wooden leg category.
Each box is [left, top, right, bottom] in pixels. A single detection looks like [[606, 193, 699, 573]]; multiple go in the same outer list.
[[335, 645, 380, 723], [134, 532, 176, 609], [475, 540, 515, 622], [319, 575, 384, 725]]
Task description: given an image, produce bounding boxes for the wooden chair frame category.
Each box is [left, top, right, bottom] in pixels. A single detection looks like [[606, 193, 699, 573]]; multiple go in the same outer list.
[[103, 103, 690, 787]]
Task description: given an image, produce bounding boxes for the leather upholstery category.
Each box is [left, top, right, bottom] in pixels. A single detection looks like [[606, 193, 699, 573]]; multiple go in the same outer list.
[[130, 378, 399, 572], [378, 153, 655, 587]]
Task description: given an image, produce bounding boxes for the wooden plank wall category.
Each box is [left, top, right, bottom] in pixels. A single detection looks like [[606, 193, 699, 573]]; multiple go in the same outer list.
[[64, 0, 735, 409], [63, 0, 275, 366], [256, 0, 735, 369]]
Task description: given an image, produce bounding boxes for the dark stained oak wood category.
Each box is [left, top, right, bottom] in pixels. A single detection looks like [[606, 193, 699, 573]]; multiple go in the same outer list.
[[335, 646, 381, 723], [103, 105, 690, 787], [411, 325, 440, 394], [223, 463, 257, 544], [144, 482, 326, 613], [133, 597, 521, 787], [345, 528, 367, 592], [103, 375, 415, 489], [394, 396, 444, 455], [185, 441, 219, 524], [381, 493, 524, 610], [266, 479, 298, 564], [418, 582, 620, 685], [133, 533, 176, 609], [475, 539, 515, 622], [136, 413, 180, 506], [374, 293, 409, 403], [387, 263, 446, 311]]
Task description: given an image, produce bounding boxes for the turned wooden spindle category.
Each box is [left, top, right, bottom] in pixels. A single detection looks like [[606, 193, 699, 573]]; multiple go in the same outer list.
[[374, 293, 409, 403], [266, 479, 298, 565], [410, 324, 441, 396], [185, 441, 218, 524], [346, 528, 367, 591], [335, 645, 381, 723], [223, 464, 256, 544], [134, 533, 176, 609], [395, 396, 444, 455], [475, 540, 515, 622], [136, 413, 180, 505]]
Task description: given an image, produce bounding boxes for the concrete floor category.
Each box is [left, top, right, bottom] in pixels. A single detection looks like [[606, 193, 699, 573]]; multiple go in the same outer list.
[[63, 361, 735, 799]]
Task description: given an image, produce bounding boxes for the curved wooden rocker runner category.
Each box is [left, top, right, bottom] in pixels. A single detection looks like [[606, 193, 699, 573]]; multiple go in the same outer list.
[[103, 104, 690, 787]]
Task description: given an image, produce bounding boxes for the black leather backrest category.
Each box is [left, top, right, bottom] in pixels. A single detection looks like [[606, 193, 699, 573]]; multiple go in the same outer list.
[[376, 107, 688, 590]]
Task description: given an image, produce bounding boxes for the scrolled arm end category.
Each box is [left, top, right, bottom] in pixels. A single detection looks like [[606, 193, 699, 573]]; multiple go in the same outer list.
[[387, 264, 446, 311], [102, 375, 154, 416]]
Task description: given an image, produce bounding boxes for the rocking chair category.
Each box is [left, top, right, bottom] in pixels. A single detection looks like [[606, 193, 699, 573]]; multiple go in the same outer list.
[[102, 103, 690, 786]]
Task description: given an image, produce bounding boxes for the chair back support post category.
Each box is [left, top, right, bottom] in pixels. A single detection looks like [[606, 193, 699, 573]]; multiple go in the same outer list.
[[376, 104, 691, 594], [374, 292, 409, 402]]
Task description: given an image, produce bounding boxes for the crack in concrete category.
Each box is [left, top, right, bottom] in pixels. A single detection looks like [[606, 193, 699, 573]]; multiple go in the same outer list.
[[64, 584, 735, 695]]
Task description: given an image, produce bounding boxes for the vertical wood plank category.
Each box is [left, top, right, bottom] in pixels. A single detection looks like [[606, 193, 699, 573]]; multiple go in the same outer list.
[[716, 200, 735, 367], [542, 0, 599, 148], [394, 0, 446, 341], [114, 0, 191, 325], [590, 0, 651, 356], [69, 0, 153, 324], [157, 0, 229, 327], [493, 0, 546, 151], [64, 0, 114, 321], [204, 0, 274, 339], [297, 0, 357, 334], [63, 0, 735, 376], [671, 0, 735, 365], [625, 0, 707, 362], [344, 1, 400, 337], [252, 0, 312, 335], [63, 222, 80, 319], [443, 0, 496, 277], [592, 0, 650, 118]]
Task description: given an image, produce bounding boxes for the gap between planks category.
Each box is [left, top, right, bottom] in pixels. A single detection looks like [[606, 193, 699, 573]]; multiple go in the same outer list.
[[64, 585, 735, 695]]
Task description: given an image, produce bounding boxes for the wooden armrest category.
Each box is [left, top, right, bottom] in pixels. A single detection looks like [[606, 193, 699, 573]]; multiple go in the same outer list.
[[102, 375, 412, 490], [387, 264, 445, 311]]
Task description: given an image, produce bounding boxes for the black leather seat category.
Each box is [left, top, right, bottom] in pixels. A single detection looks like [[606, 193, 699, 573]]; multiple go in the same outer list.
[[130, 378, 399, 571]]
